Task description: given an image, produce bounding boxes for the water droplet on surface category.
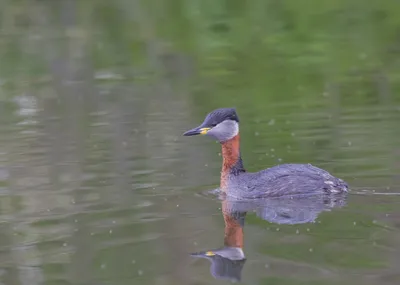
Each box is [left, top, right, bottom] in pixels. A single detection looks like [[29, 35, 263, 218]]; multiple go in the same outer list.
[[132, 260, 136, 264], [348, 141, 352, 146], [138, 270, 143, 276], [276, 228, 280, 231], [353, 221, 357, 226], [309, 248, 313, 252], [101, 264, 106, 269], [109, 230, 113, 234], [268, 119, 275, 126], [176, 204, 179, 207], [63, 243, 67, 247], [296, 229, 299, 234]]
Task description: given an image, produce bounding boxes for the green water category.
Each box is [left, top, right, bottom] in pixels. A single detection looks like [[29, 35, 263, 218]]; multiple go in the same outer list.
[[1, 1, 400, 284]]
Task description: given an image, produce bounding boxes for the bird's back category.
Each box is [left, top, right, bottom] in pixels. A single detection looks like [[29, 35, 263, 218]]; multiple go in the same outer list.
[[227, 163, 348, 199]]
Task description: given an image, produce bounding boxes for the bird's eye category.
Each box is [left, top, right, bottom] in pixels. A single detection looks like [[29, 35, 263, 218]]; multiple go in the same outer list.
[[210, 123, 217, 127]]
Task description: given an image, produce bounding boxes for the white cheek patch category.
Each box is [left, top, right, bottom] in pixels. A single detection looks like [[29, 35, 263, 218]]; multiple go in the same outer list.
[[209, 120, 239, 142]]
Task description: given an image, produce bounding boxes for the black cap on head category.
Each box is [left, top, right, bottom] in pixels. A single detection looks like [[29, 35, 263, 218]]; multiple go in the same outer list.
[[202, 107, 239, 127]]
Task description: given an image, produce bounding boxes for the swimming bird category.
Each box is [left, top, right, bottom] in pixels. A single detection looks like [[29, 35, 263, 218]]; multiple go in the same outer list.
[[183, 108, 349, 199]]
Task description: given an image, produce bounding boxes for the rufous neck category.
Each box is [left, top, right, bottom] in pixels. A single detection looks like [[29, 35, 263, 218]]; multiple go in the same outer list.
[[221, 134, 245, 175]]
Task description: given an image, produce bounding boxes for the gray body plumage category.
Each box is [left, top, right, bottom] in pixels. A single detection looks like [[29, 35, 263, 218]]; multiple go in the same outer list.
[[225, 163, 348, 199]]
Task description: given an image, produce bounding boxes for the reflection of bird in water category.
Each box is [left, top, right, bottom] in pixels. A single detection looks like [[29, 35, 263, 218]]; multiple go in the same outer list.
[[190, 207, 247, 283], [223, 193, 347, 225], [190, 193, 347, 282], [183, 108, 349, 198]]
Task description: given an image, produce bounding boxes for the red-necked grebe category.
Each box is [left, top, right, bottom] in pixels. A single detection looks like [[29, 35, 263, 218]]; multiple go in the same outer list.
[[183, 108, 348, 199]]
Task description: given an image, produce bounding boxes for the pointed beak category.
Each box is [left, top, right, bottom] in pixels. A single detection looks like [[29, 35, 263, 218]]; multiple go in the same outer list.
[[183, 126, 211, 136]]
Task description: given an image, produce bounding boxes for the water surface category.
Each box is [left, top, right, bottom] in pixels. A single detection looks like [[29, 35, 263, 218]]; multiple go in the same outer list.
[[1, 1, 400, 285]]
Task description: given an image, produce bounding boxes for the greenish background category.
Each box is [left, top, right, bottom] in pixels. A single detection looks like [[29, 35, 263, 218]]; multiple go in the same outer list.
[[0, 0, 400, 284]]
